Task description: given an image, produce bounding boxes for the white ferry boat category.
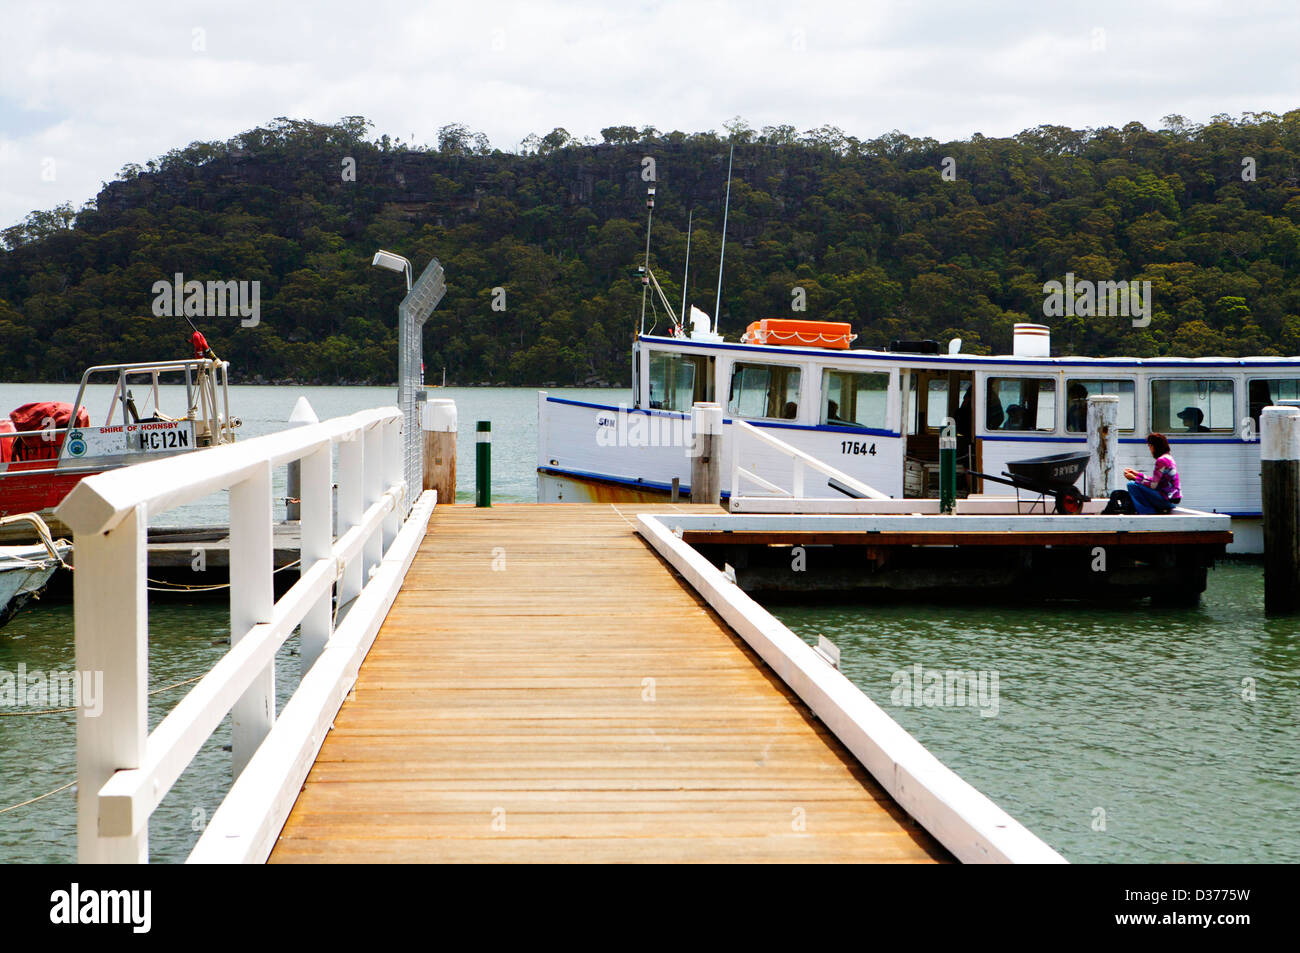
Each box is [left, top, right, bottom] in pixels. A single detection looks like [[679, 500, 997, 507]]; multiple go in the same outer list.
[[538, 319, 1300, 553]]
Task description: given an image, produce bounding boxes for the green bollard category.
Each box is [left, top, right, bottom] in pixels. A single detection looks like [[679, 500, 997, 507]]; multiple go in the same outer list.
[[475, 420, 491, 507], [939, 417, 956, 514]]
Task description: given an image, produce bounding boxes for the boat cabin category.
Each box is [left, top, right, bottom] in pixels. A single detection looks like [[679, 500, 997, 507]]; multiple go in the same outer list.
[[631, 321, 1300, 502]]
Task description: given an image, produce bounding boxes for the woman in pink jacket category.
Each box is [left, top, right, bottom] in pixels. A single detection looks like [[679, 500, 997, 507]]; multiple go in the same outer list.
[[1104, 432, 1181, 514]]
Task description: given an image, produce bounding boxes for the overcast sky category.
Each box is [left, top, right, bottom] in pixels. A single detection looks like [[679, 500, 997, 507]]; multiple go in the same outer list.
[[2, 0, 1298, 229]]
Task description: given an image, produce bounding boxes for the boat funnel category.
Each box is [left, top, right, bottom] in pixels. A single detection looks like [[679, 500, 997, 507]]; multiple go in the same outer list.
[[1013, 323, 1050, 358]]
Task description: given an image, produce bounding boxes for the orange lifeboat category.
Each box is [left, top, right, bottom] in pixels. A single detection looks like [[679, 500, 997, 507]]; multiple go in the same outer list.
[[742, 319, 857, 350]]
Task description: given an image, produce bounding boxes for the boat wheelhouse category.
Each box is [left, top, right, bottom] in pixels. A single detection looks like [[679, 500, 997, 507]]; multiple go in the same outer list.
[[538, 322, 1300, 553]]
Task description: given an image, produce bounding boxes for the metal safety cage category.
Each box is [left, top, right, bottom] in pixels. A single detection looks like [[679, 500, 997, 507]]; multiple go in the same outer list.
[[397, 258, 447, 515]]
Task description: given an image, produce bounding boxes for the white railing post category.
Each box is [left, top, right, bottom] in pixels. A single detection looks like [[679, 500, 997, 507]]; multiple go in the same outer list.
[[229, 462, 275, 778], [793, 457, 805, 497], [75, 503, 148, 863], [58, 407, 414, 863], [363, 423, 384, 577], [299, 443, 333, 676], [383, 416, 402, 550], [337, 435, 363, 613]]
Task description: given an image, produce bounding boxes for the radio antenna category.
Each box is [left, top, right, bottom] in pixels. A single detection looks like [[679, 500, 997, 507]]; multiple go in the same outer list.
[[680, 209, 693, 333], [713, 145, 733, 334]]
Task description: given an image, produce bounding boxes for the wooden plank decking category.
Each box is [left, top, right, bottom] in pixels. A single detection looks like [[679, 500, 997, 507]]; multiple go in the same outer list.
[[269, 503, 949, 863]]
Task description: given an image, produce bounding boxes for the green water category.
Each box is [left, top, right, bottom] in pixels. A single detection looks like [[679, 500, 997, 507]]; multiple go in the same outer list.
[[774, 562, 1300, 863], [1, 385, 1296, 863]]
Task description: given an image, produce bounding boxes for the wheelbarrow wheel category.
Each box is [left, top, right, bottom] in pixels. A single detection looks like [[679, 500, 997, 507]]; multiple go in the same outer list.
[[1055, 488, 1086, 515]]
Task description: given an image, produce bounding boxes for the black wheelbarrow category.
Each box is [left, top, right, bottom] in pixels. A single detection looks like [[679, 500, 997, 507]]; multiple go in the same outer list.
[[969, 451, 1091, 514]]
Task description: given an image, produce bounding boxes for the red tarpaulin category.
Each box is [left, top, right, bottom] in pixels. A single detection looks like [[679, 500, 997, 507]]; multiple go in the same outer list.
[[8, 402, 91, 463]]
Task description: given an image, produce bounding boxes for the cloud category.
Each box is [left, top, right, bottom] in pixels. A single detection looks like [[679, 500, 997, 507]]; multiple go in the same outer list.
[[2, 0, 1298, 227]]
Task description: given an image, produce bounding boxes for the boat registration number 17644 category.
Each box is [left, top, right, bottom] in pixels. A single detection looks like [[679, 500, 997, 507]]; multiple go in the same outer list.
[[840, 441, 877, 455]]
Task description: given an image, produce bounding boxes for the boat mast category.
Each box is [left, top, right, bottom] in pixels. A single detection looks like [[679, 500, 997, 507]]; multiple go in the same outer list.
[[713, 145, 733, 335], [680, 209, 693, 331], [638, 186, 656, 335]]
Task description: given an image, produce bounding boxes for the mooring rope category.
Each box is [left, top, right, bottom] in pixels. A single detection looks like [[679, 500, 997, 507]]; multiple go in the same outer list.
[[0, 671, 216, 815], [0, 672, 207, 718], [145, 558, 302, 592], [0, 779, 76, 815]]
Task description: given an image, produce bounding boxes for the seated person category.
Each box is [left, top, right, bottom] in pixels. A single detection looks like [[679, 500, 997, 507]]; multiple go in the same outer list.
[[1176, 407, 1210, 432], [984, 386, 1004, 431], [825, 399, 861, 426], [1004, 405, 1028, 430], [1103, 432, 1181, 514], [781, 401, 798, 420]]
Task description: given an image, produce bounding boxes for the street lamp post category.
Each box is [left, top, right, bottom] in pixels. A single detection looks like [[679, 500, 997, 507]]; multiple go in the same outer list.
[[371, 250, 445, 514]]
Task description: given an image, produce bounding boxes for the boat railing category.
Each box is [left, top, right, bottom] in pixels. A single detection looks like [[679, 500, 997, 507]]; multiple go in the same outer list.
[[54, 406, 436, 863], [730, 419, 890, 504], [67, 357, 237, 449]]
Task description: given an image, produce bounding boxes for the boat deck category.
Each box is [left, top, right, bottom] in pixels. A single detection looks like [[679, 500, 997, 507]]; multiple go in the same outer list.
[[269, 503, 949, 863]]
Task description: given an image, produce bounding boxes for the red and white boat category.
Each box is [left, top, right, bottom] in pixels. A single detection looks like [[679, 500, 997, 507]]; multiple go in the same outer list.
[[0, 352, 240, 525]]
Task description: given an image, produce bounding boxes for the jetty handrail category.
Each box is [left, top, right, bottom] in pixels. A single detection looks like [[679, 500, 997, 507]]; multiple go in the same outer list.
[[730, 419, 889, 502], [55, 406, 419, 863]]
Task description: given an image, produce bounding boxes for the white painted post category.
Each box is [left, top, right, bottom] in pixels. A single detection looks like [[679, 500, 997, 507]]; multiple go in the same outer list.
[[337, 435, 363, 613], [75, 503, 148, 863], [229, 462, 275, 778], [285, 397, 319, 521], [690, 402, 723, 505], [363, 423, 384, 577], [298, 442, 333, 677], [1086, 395, 1119, 499], [793, 457, 805, 498], [383, 415, 402, 550]]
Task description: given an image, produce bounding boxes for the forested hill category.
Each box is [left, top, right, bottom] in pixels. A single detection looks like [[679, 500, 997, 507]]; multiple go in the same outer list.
[[2, 113, 1299, 385]]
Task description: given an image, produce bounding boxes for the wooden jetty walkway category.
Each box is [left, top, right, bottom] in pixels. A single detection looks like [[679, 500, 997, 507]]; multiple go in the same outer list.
[[269, 503, 950, 863]]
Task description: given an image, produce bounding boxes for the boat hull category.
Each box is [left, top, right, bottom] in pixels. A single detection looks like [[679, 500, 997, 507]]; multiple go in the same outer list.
[[0, 467, 102, 520], [0, 543, 68, 628]]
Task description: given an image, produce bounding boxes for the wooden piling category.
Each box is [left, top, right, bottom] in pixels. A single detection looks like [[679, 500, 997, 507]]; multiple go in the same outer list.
[[1085, 394, 1119, 500], [690, 402, 722, 505], [1262, 405, 1300, 615], [422, 398, 457, 504]]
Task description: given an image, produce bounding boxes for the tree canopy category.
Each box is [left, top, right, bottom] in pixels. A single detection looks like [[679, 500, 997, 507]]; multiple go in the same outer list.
[[1, 111, 1298, 385]]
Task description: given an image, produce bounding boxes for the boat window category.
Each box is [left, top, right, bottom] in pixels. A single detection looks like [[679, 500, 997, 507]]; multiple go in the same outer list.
[[821, 369, 889, 429], [1064, 379, 1136, 432], [925, 378, 949, 430], [986, 378, 1056, 432], [647, 350, 705, 411], [728, 362, 802, 420], [1150, 379, 1234, 433], [1248, 378, 1300, 427]]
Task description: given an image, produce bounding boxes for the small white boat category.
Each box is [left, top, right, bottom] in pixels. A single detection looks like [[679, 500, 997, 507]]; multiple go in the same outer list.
[[0, 514, 71, 628]]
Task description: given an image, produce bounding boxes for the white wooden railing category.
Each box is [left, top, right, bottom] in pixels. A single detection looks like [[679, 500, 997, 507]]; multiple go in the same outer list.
[[730, 420, 889, 504], [55, 406, 436, 863]]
